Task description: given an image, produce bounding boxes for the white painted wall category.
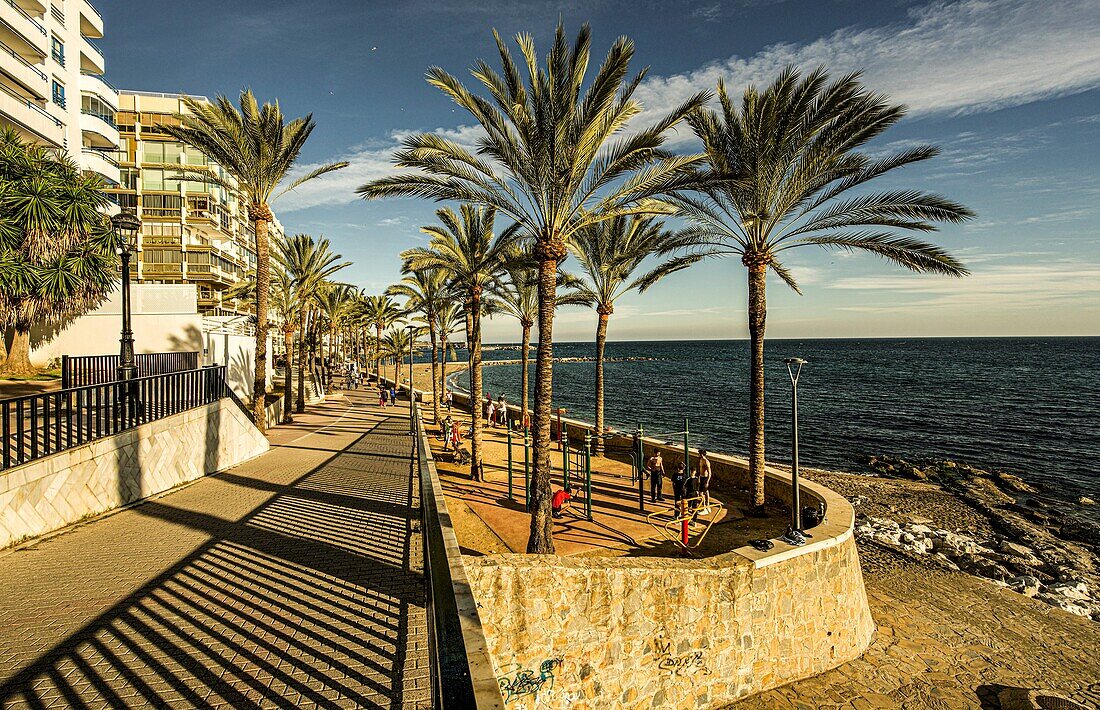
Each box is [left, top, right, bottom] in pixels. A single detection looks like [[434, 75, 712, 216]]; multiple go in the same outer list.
[[203, 325, 274, 399], [30, 284, 203, 367]]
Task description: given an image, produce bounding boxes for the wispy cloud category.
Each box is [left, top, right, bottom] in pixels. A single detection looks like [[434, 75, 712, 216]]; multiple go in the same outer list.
[[636, 0, 1100, 140]]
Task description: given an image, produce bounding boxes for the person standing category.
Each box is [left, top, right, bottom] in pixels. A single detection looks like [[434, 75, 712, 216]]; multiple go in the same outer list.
[[646, 451, 665, 503], [379, 385, 388, 407], [697, 449, 712, 513], [389, 385, 397, 406], [445, 389, 453, 411], [671, 461, 688, 516], [486, 400, 497, 429], [497, 394, 507, 428]]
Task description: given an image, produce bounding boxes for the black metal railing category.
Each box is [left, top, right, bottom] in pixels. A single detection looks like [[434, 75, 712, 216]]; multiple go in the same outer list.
[[61, 352, 201, 389], [2, 366, 227, 471], [414, 401, 500, 708]]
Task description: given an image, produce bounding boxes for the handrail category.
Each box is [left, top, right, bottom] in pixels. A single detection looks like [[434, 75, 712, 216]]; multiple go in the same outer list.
[[4, 0, 46, 35], [413, 400, 504, 708], [0, 80, 61, 126], [80, 33, 102, 57], [81, 147, 119, 166], [0, 38, 46, 80], [81, 107, 116, 128], [81, 0, 102, 22], [81, 70, 118, 94]]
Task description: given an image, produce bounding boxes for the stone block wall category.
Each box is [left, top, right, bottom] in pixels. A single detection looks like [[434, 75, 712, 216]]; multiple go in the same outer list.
[[466, 535, 873, 708], [0, 398, 269, 548]]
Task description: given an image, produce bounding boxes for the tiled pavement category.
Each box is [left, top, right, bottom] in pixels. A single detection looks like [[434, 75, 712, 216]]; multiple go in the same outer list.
[[0, 390, 429, 709]]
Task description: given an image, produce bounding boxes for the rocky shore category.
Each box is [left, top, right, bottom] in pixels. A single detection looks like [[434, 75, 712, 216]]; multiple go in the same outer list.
[[829, 455, 1099, 621]]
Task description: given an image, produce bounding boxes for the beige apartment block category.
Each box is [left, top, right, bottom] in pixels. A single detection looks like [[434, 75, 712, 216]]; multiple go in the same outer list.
[[0, 0, 119, 184], [106, 91, 284, 317]]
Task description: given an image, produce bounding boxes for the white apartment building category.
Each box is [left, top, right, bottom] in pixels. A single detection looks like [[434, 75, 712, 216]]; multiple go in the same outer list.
[[0, 0, 119, 184]]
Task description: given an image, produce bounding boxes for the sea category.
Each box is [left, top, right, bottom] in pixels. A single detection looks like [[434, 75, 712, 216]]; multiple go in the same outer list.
[[445, 338, 1100, 519]]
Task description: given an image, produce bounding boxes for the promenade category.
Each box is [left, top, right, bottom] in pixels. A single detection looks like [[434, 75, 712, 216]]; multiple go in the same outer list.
[[0, 390, 429, 708]]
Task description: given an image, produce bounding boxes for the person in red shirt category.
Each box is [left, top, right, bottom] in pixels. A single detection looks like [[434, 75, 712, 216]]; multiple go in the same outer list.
[[552, 485, 573, 519]]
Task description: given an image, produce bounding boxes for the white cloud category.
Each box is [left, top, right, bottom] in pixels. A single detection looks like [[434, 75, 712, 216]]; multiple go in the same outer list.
[[635, 0, 1100, 140], [828, 261, 1100, 314]]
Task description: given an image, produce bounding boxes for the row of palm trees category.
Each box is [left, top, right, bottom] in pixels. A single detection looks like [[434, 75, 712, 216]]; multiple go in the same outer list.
[[358, 24, 974, 553]]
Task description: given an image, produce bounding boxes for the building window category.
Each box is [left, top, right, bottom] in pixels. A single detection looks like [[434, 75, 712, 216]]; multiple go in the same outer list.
[[51, 80, 65, 109], [51, 37, 65, 66], [81, 94, 116, 127]]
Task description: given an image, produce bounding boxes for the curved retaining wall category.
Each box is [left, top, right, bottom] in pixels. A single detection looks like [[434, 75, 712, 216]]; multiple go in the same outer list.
[[410, 378, 875, 707]]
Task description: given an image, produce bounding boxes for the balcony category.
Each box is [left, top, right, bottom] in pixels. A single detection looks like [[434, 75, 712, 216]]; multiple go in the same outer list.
[[0, 38, 47, 99], [78, 0, 102, 38], [78, 33, 103, 74], [79, 108, 117, 148], [140, 262, 182, 277], [79, 71, 117, 106], [0, 80, 62, 145], [0, 0, 47, 57], [80, 147, 120, 185]]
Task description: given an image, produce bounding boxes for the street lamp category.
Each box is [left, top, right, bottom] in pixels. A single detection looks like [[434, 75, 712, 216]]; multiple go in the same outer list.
[[406, 323, 416, 433], [112, 211, 141, 415], [780, 357, 809, 546]]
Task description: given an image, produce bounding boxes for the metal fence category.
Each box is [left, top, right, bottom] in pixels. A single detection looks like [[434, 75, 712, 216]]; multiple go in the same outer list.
[[61, 352, 201, 389], [2, 366, 227, 471], [413, 401, 502, 709]]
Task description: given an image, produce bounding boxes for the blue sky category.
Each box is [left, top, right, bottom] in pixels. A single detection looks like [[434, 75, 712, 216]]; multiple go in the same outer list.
[[104, 0, 1100, 341]]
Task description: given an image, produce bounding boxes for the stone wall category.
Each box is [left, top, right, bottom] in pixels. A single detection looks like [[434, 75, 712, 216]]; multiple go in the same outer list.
[[0, 398, 269, 548], [446, 385, 876, 707]]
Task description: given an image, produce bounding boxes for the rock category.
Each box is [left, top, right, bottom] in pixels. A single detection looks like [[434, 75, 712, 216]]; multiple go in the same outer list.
[[998, 541, 1039, 560], [1079, 496, 1096, 506], [1006, 575, 1041, 597], [1036, 593, 1093, 618], [933, 532, 983, 556], [995, 471, 1037, 493], [1059, 519, 1100, 547], [907, 466, 928, 480], [1047, 581, 1090, 601], [931, 553, 960, 571], [908, 524, 934, 536]]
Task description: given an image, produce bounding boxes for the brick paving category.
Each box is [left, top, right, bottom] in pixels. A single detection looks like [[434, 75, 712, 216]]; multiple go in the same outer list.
[[0, 390, 429, 709]]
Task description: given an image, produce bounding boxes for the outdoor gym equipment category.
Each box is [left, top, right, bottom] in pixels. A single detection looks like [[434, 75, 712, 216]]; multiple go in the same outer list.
[[505, 427, 532, 512], [645, 496, 725, 553]]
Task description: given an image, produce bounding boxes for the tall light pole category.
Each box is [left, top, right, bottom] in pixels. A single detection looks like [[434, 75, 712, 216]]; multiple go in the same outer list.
[[112, 211, 141, 416], [781, 357, 808, 546], [406, 323, 416, 433]]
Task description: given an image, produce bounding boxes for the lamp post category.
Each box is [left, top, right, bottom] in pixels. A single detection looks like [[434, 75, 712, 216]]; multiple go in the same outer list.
[[781, 357, 808, 546], [112, 211, 141, 417], [406, 323, 416, 433]]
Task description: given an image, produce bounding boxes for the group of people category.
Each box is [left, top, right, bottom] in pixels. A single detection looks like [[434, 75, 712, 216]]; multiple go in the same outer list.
[[378, 383, 398, 407], [646, 448, 712, 518], [440, 414, 465, 451], [483, 392, 510, 428], [342, 361, 362, 390]]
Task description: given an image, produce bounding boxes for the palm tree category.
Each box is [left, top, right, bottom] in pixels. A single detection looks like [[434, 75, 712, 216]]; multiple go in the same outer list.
[[273, 234, 349, 413], [435, 300, 465, 405], [667, 67, 974, 510], [362, 295, 402, 382], [315, 282, 355, 362], [402, 205, 517, 481], [381, 326, 414, 385], [0, 127, 116, 376], [565, 216, 703, 453], [164, 91, 347, 431], [387, 268, 448, 424], [358, 23, 709, 553]]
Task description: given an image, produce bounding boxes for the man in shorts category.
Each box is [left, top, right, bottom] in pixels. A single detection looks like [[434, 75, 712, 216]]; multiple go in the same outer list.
[[552, 485, 574, 519], [697, 449, 712, 513], [671, 461, 688, 515], [646, 451, 665, 503]]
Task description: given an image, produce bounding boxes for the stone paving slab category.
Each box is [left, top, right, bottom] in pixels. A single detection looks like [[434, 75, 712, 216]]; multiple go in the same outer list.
[[0, 390, 429, 709]]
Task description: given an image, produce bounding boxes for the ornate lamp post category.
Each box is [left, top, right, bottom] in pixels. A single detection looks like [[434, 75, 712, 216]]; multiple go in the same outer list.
[[781, 357, 808, 546], [112, 211, 141, 397]]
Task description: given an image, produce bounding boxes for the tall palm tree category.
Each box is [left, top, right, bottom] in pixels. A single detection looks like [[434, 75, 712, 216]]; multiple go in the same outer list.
[[315, 282, 355, 361], [402, 205, 517, 481], [565, 216, 703, 453], [273, 234, 349, 413], [387, 268, 448, 424], [358, 24, 708, 553], [435, 300, 465, 405], [0, 127, 116, 376], [381, 326, 414, 385], [667, 67, 974, 510], [362, 295, 402, 382], [164, 91, 347, 431]]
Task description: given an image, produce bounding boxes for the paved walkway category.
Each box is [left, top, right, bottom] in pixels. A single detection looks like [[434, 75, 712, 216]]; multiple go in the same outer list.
[[0, 390, 429, 709]]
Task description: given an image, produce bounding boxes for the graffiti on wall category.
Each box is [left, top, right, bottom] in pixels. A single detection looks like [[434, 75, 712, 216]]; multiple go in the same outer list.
[[498, 657, 564, 703], [654, 638, 711, 676]]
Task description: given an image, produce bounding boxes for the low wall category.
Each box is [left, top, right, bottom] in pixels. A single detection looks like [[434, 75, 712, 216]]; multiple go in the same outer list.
[[0, 398, 269, 548], [444, 382, 875, 707]]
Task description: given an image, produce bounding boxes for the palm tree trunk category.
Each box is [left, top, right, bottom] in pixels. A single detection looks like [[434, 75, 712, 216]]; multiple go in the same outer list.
[[1, 326, 35, 377], [251, 208, 272, 433], [528, 240, 564, 554], [439, 330, 448, 407], [594, 307, 610, 455], [282, 329, 294, 424], [520, 321, 531, 430], [468, 296, 485, 481], [296, 311, 307, 413], [429, 321, 440, 424], [748, 264, 767, 510], [375, 325, 383, 382]]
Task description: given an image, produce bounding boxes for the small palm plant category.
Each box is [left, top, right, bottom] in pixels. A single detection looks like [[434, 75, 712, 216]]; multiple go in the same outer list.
[[402, 205, 518, 481], [667, 67, 974, 510], [565, 216, 703, 452], [165, 91, 347, 430], [358, 24, 708, 552]]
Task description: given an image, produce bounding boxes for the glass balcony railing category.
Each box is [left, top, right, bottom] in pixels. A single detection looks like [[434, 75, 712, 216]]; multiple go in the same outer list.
[[81, 109, 116, 128], [80, 70, 118, 94]]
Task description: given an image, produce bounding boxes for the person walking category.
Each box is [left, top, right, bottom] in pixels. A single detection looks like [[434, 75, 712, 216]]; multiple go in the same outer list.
[[445, 389, 453, 411], [389, 385, 397, 406], [379, 385, 388, 407], [646, 451, 665, 503]]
